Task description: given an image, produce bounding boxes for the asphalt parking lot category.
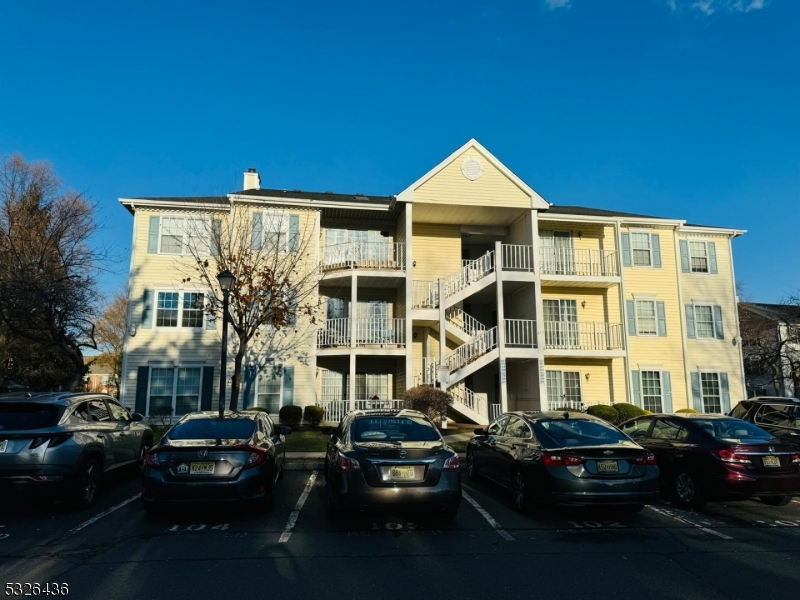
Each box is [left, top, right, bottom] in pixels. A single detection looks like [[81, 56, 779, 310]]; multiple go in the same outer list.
[[2, 469, 800, 600]]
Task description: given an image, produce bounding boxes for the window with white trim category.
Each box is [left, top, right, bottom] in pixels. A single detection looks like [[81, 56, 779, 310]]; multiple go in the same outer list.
[[635, 300, 658, 336], [631, 232, 652, 266], [688, 241, 709, 273], [641, 371, 663, 413], [700, 372, 722, 413], [263, 210, 290, 252], [159, 217, 209, 255], [546, 370, 582, 407], [156, 291, 205, 328], [256, 366, 283, 412], [694, 304, 716, 339], [148, 367, 202, 416]]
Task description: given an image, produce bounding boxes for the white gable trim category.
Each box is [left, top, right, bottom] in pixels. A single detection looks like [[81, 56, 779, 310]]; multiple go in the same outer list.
[[396, 138, 549, 209]]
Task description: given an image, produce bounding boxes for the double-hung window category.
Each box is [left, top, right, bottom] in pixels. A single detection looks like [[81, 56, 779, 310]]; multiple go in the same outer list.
[[700, 373, 722, 413], [156, 291, 205, 329], [689, 241, 709, 273], [546, 370, 582, 408], [158, 217, 209, 255], [263, 210, 289, 252], [694, 305, 715, 339], [631, 232, 652, 267], [148, 367, 202, 416], [641, 371, 663, 413], [256, 367, 283, 412], [686, 303, 723, 340], [635, 300, 658, 336]]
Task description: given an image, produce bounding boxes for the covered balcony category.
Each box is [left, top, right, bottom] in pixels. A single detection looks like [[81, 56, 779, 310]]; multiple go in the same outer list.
[[316, 317, 406, 349], [321, 241, 406, 272], [542, 321, 624, 356]]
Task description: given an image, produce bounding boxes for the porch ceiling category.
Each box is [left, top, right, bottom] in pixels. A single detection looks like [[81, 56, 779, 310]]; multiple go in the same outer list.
[[413, 203, 527, 226]]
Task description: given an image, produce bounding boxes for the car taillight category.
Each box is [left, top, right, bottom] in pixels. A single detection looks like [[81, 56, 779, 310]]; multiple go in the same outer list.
[[235, 445, 267, 469], [48, 433, 73, 448], [145, 450, 163, 469], [791, 453, 800, 464], [713, 448, 752, 464], [30, 437, 49, 449], [633, 452, 657, 466], [336, 452, 361, 472], [443, 454, 460, 471], [543, 454, 584, 467]]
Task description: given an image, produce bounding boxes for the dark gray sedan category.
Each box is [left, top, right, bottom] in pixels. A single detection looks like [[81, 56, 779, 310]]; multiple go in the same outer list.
[[0, 392, 153, 508], [323, 409, 461, 517], [467, 411, 660, 513]]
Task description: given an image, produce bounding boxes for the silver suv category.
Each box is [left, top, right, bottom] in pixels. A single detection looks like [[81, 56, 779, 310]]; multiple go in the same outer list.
[[0, 392, 153, 508]]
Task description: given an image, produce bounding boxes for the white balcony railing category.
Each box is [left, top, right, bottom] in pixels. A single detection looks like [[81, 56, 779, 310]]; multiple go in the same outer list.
[[412, 357, 438, 386], [489, 404, 502, 420], [443, 252, 495, 299], [504, 319, 537, 348], [321, 242, 406, 272], [446, 327, 498, 372], [450, 384, 488, 417], [354, 399, 405, 411], [317, 318, 350, 347], [354, 318, 405, 346], [318, 400, 349, 422], [412, 280, 439, 308], [545, 398, 586, 412], [540, 248, 619, 277], [543, 321, 624, 351], [500, 244, 535, 272], [445, 307, 487, 338]]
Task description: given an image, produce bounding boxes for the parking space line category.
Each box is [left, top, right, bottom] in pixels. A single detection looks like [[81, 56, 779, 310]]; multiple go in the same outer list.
[[461, 490, 515, 541], [646, 506, 732, 540], [65, 493, 141, 538], [278, 470, 318, 543]]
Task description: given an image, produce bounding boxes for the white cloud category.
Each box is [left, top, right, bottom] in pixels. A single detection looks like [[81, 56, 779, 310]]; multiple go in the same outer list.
[[671, 0, 768, 15], [543, 0, 572, 10]]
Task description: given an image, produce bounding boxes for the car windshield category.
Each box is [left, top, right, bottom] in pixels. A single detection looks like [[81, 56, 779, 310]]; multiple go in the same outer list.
[[168, 418, 256, 440], [533, 418, 629, 449], [0, 403, 62, 430], [694, 418, 774, 442], [351, 416, 441, 443]]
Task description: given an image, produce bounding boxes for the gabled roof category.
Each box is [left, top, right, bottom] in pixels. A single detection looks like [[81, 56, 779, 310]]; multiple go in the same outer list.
[[396, 138, 550, 209], [231, 188, 394, 206], [740, 302, 800, 325], [119, 196, 228, 214]]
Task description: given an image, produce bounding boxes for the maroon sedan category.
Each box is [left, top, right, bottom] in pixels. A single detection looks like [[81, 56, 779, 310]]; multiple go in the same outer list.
[[619, 414, 800, 509]]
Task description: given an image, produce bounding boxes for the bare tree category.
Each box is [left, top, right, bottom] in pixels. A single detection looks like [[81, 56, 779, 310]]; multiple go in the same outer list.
[[180, 204, 320, 411], [0, 154, 101, 390], [95, 288, 128, 397]]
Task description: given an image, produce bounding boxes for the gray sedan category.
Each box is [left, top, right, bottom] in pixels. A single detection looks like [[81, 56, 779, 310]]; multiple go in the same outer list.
[[0, 392, 153, 508]]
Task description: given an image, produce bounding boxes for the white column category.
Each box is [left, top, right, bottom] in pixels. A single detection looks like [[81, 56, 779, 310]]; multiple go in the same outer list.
[[350, 274, 358, 349], [349, 353, 356, 412], [495, 241, 508, 413], [438, 278, 447, 372], [404, 205, 414, 395], [531, 210, 549, 410]]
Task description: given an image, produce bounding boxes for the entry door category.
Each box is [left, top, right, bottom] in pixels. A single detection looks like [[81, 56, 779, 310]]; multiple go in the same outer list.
[[541, 231, 574, 275], [543, 299, 578, 348]]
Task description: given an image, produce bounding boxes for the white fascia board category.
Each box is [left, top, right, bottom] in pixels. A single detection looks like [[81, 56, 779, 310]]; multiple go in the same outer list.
[[228, 193, 393, 213], [119, 198, 229, 213], [680, 225, 746, 237], [395, 138, 549, 210], [538, 213, 684, 227]]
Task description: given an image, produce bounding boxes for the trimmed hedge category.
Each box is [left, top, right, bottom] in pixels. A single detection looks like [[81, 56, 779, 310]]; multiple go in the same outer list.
[[279, 405, 303, 427], [304, 405, 325, 427], [404, 386, 453, 420], [676, 408, 700, 414], [612, 403, 647, 423], [586, 404, 619, 424]]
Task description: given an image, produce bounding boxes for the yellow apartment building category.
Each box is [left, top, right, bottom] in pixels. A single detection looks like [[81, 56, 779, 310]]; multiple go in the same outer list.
[[119, 139, 746, 424]]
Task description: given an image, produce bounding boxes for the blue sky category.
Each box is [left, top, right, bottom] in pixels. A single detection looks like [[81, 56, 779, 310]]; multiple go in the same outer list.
[[0, 0, 797, 303]]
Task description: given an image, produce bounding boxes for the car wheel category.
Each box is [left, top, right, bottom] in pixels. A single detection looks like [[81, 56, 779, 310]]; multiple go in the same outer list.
[[511, 469, 528, 513], [674, 471, 706, 509], [759, 495, 792, 507], [326, 482, 341, 519], [467, 450, 482, 482], [72, 458, 101, 510]]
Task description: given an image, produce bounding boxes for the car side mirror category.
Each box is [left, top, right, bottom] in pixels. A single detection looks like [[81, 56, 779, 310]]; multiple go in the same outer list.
[[473, 428, 485, 436], [131, 413, 144, 422], [279, 426, 292, 436]]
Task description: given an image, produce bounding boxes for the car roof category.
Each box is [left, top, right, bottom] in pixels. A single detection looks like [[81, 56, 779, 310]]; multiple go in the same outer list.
[[516, 410, 599, 423], [349, 409, 428, 419], [744, 397, 800, 405], [642, 413, 738, 421], [0, 392, 115, 406], [178, 411, 259, 421]]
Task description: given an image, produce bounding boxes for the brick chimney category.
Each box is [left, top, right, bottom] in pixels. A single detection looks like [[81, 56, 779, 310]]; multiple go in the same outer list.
[[243, 168, 260, 191]]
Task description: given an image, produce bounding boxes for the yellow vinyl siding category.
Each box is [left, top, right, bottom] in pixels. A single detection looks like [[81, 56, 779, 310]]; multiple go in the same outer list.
[[541, 288, 621, 325], [538, 223, 618, 255], [415, 149, 531, 209], [411, 223, 462, 281], [543, 359, 626, 405]]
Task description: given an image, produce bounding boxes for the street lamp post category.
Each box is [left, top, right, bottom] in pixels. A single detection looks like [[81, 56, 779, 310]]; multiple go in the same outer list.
[[216, 269, 236, 420]]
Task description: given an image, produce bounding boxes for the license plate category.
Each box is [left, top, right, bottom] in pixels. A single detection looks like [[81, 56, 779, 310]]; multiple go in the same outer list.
[[389, 466, 415, 480], [0, 440, 6, 453], [597, 460, 619, 473], [763, 455, 781, 467], [190, 462, 215, 475]]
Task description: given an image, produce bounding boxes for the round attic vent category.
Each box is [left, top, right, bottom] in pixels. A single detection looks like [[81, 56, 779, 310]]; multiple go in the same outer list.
[[461, 157, 484, 181]]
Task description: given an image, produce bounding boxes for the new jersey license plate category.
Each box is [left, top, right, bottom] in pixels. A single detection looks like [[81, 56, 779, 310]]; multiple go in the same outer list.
[[597, 460, 619, 473], [389, 466, 415, 480], [763, 455, 781, 467], [190, 462, 215, 474]]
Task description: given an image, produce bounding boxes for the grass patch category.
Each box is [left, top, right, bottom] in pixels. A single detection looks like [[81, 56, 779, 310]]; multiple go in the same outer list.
[[285, 429, 329, 452], [448, 440, 468, 453], [151, 426, 170, 445]]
